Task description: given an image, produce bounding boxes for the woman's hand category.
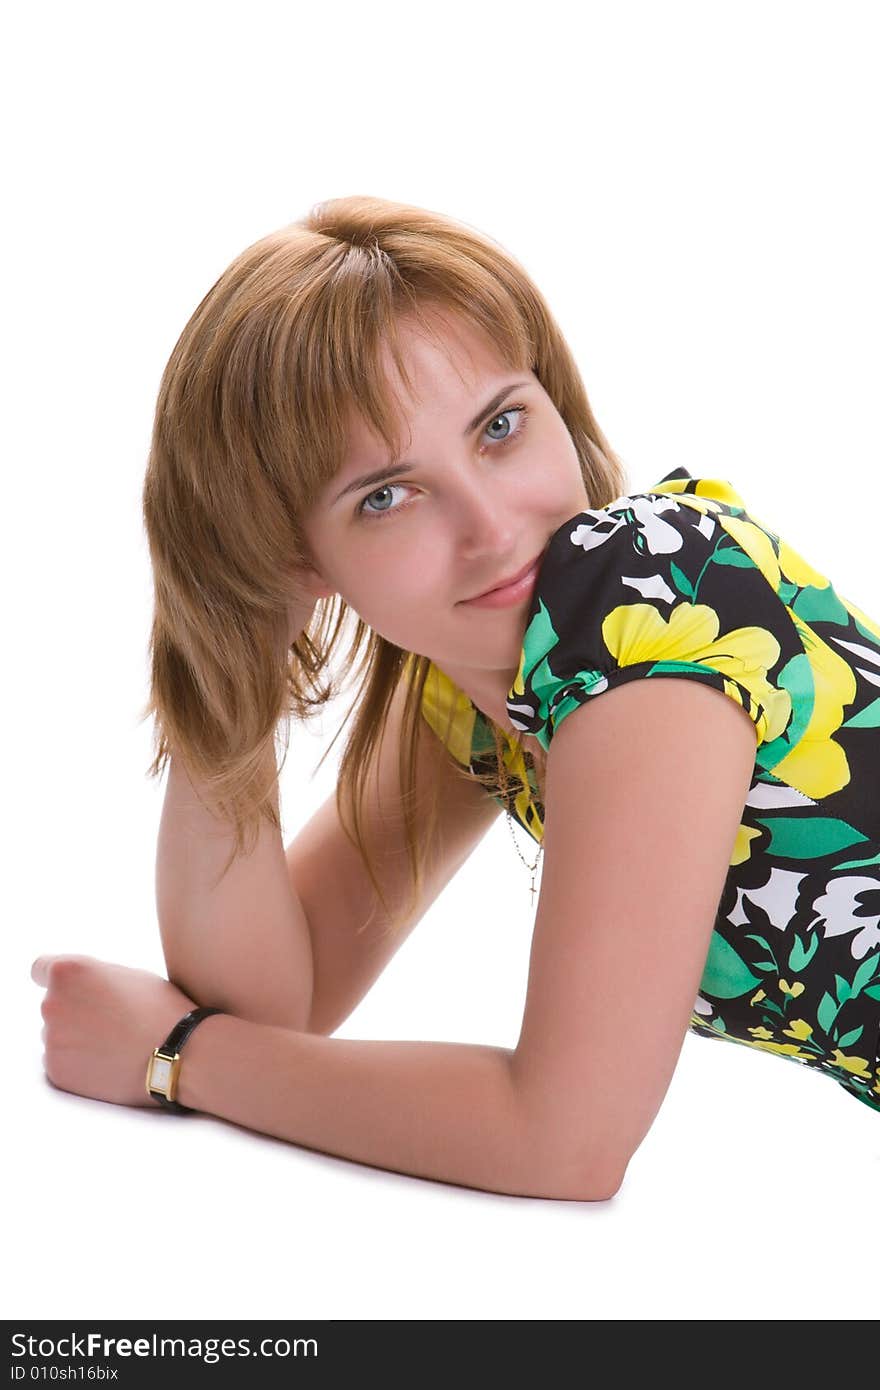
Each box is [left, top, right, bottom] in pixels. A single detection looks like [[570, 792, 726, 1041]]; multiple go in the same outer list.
[[31, 954, 198, 1109]]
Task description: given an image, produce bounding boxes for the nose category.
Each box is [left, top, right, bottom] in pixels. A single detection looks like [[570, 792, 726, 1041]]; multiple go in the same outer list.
[[450, 466, 518, 559]]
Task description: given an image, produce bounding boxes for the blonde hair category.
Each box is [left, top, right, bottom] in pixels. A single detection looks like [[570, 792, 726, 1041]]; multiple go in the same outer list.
[[140, 194, 628, 936]]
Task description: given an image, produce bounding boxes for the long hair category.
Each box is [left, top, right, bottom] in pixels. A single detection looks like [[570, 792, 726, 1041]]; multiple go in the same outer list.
[[139, 194, 628, 936]]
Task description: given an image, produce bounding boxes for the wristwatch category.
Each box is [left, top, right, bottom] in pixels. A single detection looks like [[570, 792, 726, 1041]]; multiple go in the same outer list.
[[145, 1006, 225, 1113]]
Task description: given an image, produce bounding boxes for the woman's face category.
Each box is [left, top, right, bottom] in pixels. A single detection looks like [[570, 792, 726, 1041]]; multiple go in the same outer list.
[[298, 307, 591, 702]]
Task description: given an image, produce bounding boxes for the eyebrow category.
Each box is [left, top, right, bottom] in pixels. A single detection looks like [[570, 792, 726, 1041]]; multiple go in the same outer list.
[[332, 381, 533, 504]]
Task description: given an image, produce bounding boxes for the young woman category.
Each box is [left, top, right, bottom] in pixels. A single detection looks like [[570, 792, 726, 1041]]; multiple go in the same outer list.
[[31, 195, 880, 1203]]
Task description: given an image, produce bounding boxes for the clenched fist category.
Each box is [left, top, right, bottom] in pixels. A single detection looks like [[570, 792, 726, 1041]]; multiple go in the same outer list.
[[32, 954, 197, 1109]]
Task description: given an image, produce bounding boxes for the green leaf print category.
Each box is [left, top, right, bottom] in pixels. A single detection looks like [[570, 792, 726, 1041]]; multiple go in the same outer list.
[[744, 934, 779, 973], [792, 584, 853, 626], [842, 698, 880, 729], [851, 612, 880, 647], [757, 816, 869, 858], [712, 548, 755, 568], [700, 931, 762, 998], [836, 850, 880, 871], [788, 931, 819, 972], [759, 999, 785, 1018], [850, 951, 880, 998], [744, 933, 772, 953], [758, 652, 813, 765], [864, 984, 880, 1000], [520, 599, 559, 686], [817, 991, 840, 1035], [669, 561, 695, 599], [837, 1026, 865, 1048], [834, 974, 852, 1004]]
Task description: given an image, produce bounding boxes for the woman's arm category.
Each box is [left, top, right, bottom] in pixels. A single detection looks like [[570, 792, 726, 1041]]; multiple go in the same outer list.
[[175, 1015, 575, 1199], [171, 677, 754, 1200], [510, 675, 758, 1186], [156, 748, 314, 1032], [31, 953, 614, 1201], [156, 675, 500, 1037], [33, 673, 755, 1202]]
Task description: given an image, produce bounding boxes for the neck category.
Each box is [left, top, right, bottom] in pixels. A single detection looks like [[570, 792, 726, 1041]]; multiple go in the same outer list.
[[437, 662, 546, 767], [438, 665, 516, 734]]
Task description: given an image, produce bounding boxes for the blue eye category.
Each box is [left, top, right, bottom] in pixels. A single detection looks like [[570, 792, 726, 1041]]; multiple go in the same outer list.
[[358, 482, 405, 519], [356, 404, 530, 522]]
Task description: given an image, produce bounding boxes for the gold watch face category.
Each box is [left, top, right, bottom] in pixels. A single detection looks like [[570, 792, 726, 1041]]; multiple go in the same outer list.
[[146, 1051, 178, 1100], [149, 1055, 173, 1093]]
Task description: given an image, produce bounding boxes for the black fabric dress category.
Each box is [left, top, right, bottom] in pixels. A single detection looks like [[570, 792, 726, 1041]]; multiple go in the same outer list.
[[418, 468, 880, 1114]]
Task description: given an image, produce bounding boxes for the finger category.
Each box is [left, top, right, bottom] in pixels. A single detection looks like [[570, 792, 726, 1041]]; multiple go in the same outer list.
[[31, 956, 54, 986]]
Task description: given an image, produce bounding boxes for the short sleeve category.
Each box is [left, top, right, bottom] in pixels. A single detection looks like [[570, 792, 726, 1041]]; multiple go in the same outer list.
[[506, 491, 795, 753]]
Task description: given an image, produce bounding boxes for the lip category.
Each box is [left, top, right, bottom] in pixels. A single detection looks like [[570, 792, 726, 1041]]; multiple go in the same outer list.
[[459, 552, 544, 608]]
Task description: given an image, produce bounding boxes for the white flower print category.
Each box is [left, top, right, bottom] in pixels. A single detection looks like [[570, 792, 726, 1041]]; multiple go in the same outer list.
[[726, 867, 809, 933], [568, 494, 713, 559], [809, 876, 880, 960]]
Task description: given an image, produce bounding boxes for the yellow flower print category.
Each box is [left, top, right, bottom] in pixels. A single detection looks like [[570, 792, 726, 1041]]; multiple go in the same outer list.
[[769, 612, 857, 799], [690, 505, 833, 596], [600, 600, 790, 745], [746, 1038, 814, 1061], [667, 497, 859, 794], [510, 644, 527, 699], [750, 1018, 814, 1060], [828, 1049, 874, 1079], [779, 979, 805, 997], [669, 497, 859, 801], [750, 989, 767, 1004], [776, 539, 833, 592], [716, 515, 785, 591], [731, 822, 763, 867], [654, 478, 880, 652], [652, 478, 742, 512], [660, 487, 830, 595], [838, 594, 880, 645], [782, 1018, 813, 1040]]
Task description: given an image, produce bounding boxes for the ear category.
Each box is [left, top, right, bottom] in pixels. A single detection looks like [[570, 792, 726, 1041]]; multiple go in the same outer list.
[[287, 560, 337, 602]]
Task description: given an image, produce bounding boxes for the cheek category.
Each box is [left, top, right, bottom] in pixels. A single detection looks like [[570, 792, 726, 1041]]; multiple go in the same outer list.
[[526, 467, 584, 519], [346, 554, 444, 637]]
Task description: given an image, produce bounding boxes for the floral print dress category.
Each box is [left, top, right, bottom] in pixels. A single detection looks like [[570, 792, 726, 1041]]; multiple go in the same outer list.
[[418, 467, 880, 1114]]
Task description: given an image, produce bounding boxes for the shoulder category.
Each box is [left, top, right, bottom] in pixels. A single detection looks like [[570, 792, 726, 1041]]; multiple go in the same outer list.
[[508, 487, 796, 755]]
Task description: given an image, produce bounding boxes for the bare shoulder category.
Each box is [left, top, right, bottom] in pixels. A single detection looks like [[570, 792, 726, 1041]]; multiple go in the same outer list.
[[510, 677, 756, 1199]]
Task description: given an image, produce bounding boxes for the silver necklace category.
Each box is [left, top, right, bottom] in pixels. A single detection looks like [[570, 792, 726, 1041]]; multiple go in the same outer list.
[[505, 808, 544, 906]]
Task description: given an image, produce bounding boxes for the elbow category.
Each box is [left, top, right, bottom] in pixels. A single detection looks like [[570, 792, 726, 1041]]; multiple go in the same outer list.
[[514, 1090, 629, 1201], [161, 943, 312, 1034], [534, 1157, 627, 1203], [576, 1163, 626, 1203]]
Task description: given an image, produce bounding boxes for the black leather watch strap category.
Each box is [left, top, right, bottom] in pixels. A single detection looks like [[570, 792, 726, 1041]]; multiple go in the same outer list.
[[152, 1088, 187, 1113], [148, 1006, 225, 1113]]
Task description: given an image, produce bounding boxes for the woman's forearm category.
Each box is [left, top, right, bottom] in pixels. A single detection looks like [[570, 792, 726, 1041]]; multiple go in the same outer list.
[[176, 1014, 606, 1201], [155, 751, 313, 1032]]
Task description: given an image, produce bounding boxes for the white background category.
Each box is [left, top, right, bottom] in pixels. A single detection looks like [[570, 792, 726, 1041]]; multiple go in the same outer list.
[[4, 0, 878, 1322]]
